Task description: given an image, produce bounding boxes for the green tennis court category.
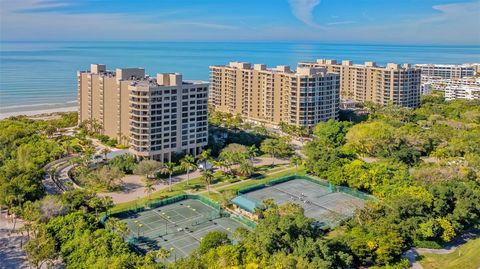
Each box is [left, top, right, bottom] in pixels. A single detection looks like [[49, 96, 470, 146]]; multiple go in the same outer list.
[[232, 178, 367, 227], [119, 199, 248, 261]]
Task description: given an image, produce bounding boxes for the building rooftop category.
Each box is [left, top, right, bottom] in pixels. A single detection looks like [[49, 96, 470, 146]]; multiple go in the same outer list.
[[300, 59, 415, 70], [210, 61, 336, 76], [79, 64, 207, 87], [183, 80, 209, 85], [415, 63, 478, 68]]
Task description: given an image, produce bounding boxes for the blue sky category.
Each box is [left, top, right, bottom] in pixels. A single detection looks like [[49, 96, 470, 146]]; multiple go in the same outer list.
[[0, 0, 479, 44]]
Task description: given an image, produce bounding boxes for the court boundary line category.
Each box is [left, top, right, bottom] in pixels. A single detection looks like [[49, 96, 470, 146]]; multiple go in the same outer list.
[[310, 192, 365, 214], [138, 203, 221, 237], [248, 180, 362, 217], [267, 185, 336, 213], [269, 180, 333, 198], [247, 180, 332, 201], [119, 198, 247, 258]]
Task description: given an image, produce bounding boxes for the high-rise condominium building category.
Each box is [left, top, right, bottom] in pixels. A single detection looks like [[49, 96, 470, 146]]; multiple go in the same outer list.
[[415, 64, 476, 80], [78, 64, 208, 161], [298, 59, 422, 108], [209, 62, 340, 128]]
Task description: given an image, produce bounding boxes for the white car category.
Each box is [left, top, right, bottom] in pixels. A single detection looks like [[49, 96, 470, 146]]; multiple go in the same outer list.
[[198, 161, 213, 171]]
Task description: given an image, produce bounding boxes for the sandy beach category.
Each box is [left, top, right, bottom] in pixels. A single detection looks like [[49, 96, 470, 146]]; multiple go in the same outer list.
[[0, 106, 77, 120]]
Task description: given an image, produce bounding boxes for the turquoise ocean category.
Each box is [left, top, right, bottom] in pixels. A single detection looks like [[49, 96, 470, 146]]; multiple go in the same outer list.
[[1, 41, 480, 114]]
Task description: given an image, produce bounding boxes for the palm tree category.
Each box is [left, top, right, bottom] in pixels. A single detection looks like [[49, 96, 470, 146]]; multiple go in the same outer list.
[[238, 160, 254, 177], [117, 132, 128, 145], [219, 190, 236, 208], [61, 140, 74, 155], [161, 162, 175, 192], [156, 247, 172, 268], [114, 219, 130, 241], [91, 119, 102, 134], [100, 147, 111, 161], [212, 159, 225, 173], [219, 151, 235, 175], [201, 170, 214, 193], [290, 155, 302, 172], [144, 179, 155, 205], [180, 155, 197, 186], [260, 139, 279, 166], [82, 145, 95, 167], [197, 149, 211, 170], [247, 145, 259, 162]]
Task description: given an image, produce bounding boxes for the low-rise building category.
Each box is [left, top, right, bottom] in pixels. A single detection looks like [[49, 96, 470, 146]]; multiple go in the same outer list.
[[445, 85, 480, 101], [78, 64, 208, 161], [421, 82, 433, 95], [415, 63, 477, 80], [426, 77, 480, 91]]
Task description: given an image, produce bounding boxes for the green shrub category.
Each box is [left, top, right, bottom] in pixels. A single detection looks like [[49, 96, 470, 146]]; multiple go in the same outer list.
[[414, 240, 443, 249]]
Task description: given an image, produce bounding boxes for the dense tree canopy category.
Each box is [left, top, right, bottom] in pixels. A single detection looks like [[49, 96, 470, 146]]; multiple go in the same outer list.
[[0, 113, 77, 211], [170, 202, 353, 269], [303, 99, 480, 266], [3, 98, 480, 268]]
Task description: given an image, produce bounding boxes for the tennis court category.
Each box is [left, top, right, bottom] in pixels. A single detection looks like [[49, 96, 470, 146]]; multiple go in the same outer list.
[[232, 178, 367, 227], [118, 199, 248, 261]]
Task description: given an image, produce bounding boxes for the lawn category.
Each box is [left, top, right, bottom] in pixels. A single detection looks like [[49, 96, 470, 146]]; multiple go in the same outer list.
[[217, 166, 307, 193], [419, 237, 480, 269], [110, 165, 304, 213]]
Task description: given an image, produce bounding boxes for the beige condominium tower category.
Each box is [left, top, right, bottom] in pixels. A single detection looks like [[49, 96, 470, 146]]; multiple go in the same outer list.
[[298, 59, 421, 108], [209, 62, 340, 128], [78, 64, 208, 161]]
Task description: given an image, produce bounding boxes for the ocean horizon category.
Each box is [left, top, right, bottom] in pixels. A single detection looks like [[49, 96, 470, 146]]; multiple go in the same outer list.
[[1, 41, 480, 114]]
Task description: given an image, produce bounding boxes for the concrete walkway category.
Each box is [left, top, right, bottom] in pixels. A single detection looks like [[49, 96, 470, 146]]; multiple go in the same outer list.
[[42, 156, 78, 194], [41, 137, 131, 195], [98, 171, 203, 204], [403, 229, 480, 269], [0, 212, 29, 269], [403, 249, 424, 269], [99, 157, 290, 204]]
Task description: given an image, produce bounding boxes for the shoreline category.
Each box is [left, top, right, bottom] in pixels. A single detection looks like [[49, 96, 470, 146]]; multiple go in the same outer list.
[[0, 106, 77, 120]]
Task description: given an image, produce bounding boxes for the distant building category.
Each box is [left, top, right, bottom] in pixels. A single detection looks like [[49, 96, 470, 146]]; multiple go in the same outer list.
[[299, 59, 421, 108], [427, 77, 480, 91], [445, 85, 480, 101], [415, 63, 477, 80], [421, 82, 433, 95], [78, 64, 208, 161], [416, 64, 480, 97], [209, 62, 340, 128]]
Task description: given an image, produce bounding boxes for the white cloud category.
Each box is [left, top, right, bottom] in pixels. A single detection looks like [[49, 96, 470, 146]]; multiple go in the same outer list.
[[0, 0, 237, 40], [327, 20, 357, 26], [288, 0, 324, 28], [0, 0, 478, 44], [433, 0, 480, 16], [380, 0, 480, 44]]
